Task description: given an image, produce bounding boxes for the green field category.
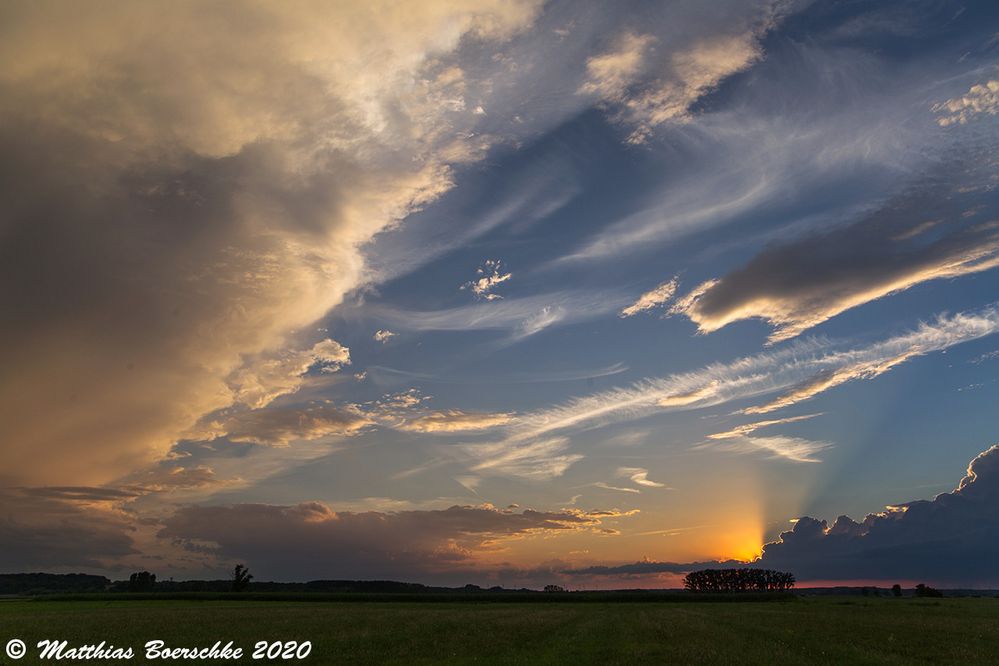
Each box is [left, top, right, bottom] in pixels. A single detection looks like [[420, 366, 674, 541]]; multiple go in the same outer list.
[[2, 597, 998, 664]]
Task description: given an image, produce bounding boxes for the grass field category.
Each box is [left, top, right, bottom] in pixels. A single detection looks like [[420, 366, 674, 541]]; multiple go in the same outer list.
[[2, 597, 998, 664]]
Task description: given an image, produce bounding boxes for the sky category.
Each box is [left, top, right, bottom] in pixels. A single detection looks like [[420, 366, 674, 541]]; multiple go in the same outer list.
[[2, 0, 999, 589]]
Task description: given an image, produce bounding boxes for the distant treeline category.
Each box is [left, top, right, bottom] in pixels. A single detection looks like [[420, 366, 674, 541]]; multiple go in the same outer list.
[[684, 569, 796, 592], [0, 573, 532, 596], [0, 573, 111, 595]]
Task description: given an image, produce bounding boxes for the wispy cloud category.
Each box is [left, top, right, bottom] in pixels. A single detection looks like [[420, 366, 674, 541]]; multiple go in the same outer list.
[[707, 413, 822, 439], [616, 467, 668, 488], [504, 307, 999, 442], [362, 290, 628, 338], [463, 437, 583, 480], [594, 481, 641, 494], [698, 434, 830, 463], [396, 410, 515, 433], [620, 278, 679, 317]]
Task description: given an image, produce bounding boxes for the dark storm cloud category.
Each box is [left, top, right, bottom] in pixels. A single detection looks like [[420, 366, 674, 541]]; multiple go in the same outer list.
[[0, 491, 137, 570], [0, 0, 544, 488], [567, 445, 999, 586], [757, 445, 999, 584], [158, 502, 629, 581]]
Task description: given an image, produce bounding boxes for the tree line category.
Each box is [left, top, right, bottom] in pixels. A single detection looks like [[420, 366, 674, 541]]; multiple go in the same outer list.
[[683, 568, 795, 592]]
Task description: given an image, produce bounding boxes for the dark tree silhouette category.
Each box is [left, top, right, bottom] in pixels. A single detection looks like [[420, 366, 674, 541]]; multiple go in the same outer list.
[[683, 569, 795, 592], [231, 564, 253, 592], [543, 584, 566, 593], [127, 571, 156, 592], [915, 583, 943, 598], [891, 584, 903, 597]]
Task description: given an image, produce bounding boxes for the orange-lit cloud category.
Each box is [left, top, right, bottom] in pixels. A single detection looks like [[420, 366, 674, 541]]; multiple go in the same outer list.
[[0, 0, 543, 486]]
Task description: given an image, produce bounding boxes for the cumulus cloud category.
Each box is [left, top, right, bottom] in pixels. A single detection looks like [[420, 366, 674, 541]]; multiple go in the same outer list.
[[567, 445, 999, 586], [373, 329, 396, 344], [756, 445, 999, 583], [672, 175, 999, 343], [227, 340, 350, 410], [620, 278, 679, 317], [158, 502, 629, 581], [934, 79, 999, 126], [461, 259, 512, 300], [0, 0, 542, 486]]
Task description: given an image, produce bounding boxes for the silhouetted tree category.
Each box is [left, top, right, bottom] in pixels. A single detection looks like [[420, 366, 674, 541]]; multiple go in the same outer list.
[[231, 564, 253, 592], [683, 569, 795, 592], [891, 584, 902, 597], [128, 571, 156, 592], [915, 583, 943, 598], [543, 584, 566, 593]]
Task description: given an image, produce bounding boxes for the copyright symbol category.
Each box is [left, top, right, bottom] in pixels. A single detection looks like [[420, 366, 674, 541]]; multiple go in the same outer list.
[[5, 638, 26, 659]]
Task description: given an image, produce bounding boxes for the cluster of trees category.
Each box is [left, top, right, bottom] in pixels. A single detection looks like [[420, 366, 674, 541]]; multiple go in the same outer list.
[[683, 568, 795, 592], [128, 571, 156, 592], [915, 583, 944, 598]]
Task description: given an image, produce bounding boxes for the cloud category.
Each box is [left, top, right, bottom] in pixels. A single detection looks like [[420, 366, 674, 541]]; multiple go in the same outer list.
[[755, 444, 999, 584], [934, 79, 999, 126], [567, 444, 999, 586], [463, 437, 583, 480], [703, 414, 830, 462], [620, 278, 679, 317], [707, 414, 821, 440], [698, 434, 830, 463], [395, 410, 514, 433], [579, 32, 656, 101], [227, 340, 350, 410], [579, 7, 783, 143], [594, 482, 641, 494], [616, 467, 667, 488], [0, 0, 543, 486], [203, 402, 372, 446], [672, 178, 999, 343], [17, 486, 143, 502], [158, 501, 628, 581], [362, 289, 627, 338], [0, 491, 137, 570], [461, 259, 512, 300], [373, 329, 396, 344], [503, 306, 999, 442]]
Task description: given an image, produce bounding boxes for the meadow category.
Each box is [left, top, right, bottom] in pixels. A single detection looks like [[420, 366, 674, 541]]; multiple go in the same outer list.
[[1, 596, 998, 664]]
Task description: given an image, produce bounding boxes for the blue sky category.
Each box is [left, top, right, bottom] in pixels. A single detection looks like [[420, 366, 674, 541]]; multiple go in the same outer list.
[[3, 0, 999, 587]]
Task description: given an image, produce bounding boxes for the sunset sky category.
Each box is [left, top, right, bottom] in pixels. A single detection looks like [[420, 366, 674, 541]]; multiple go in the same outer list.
[[3, 0, 999, 588]]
